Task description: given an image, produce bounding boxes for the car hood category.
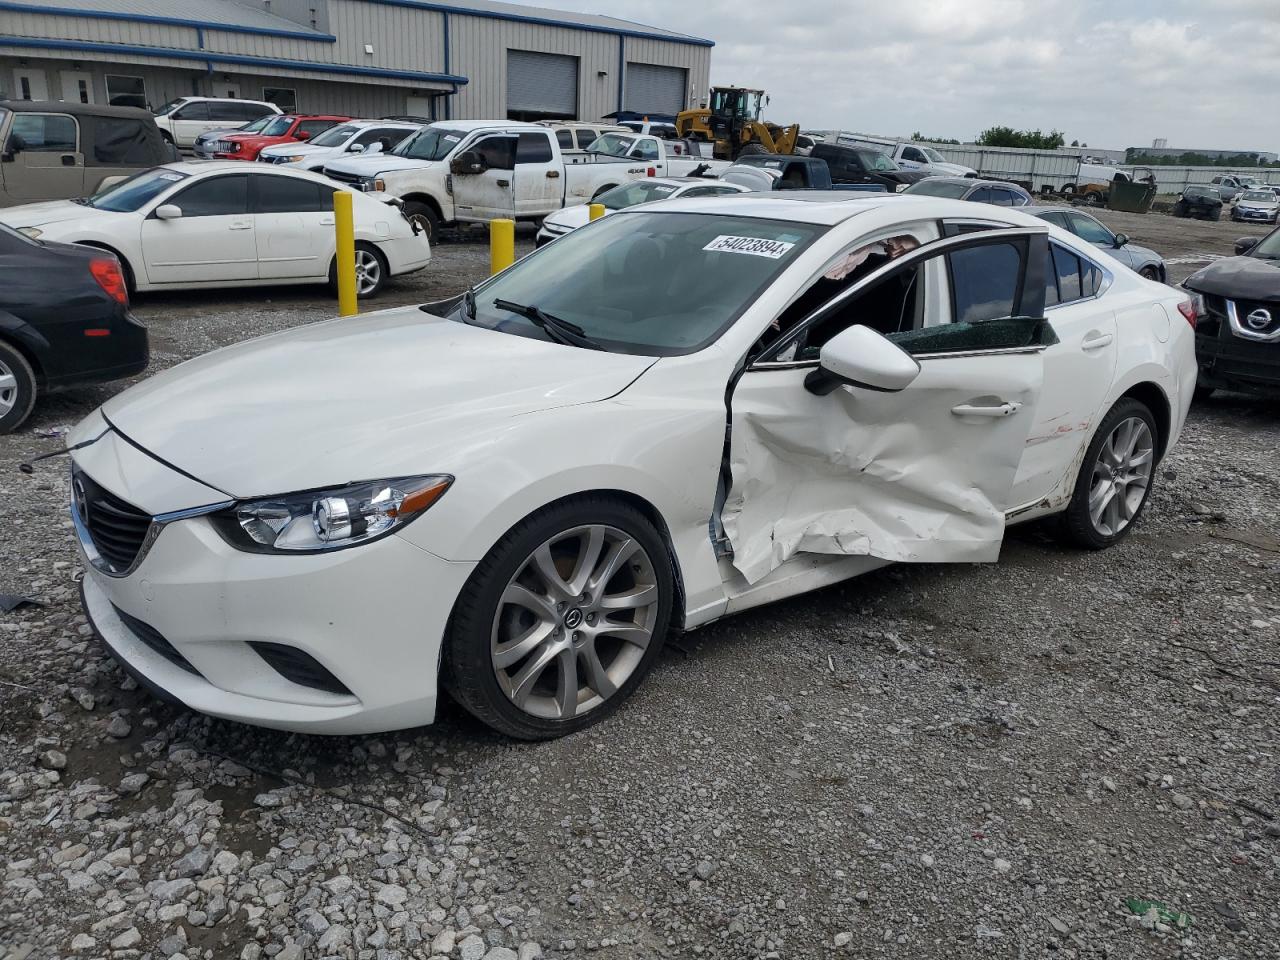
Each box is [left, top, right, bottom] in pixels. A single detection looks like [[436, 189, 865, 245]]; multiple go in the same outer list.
[[544, 205, 596, 230], [260, 142, 331, 158], [324, 154, 436, 176], [1236, 200, 1278, 210], [930, 162, 975, 177], [1183, 255, 1280, 299], [0, 200, 106, 228], [99, 307, 656, 499], [223, 134, 286, 146]]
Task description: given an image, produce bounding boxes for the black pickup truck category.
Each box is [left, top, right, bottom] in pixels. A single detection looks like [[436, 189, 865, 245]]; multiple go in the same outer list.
[[809, 143, 929, 191]]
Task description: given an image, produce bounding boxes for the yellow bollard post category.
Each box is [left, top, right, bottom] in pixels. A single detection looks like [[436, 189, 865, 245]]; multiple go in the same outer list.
[[334, 191, 357, 317], [490, 218, 515, 275], [588, 203, 606, 221]]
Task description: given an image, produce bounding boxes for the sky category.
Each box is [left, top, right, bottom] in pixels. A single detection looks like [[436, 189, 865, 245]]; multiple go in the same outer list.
[[529, 0, 1280, 153]]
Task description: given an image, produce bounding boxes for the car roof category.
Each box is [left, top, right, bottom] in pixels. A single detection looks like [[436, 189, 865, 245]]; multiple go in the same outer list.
[[0, 99, 154, 120], [431, 119, 545, 132], [632, 193, 1048, 226], [924, 176, 1026, 190], [159, 161, 329, 181]]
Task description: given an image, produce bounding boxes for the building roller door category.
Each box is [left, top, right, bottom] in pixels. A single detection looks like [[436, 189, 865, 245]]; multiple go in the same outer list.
[[507, 50, 578, 120], [624, 63, 687, 115]]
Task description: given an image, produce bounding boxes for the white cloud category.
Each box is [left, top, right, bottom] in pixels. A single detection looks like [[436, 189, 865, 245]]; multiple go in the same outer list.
[[527, 0, 1280, 152]]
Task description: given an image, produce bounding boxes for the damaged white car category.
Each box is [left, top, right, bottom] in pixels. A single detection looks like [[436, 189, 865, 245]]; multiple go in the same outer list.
[[68, 194, 1197, 739]]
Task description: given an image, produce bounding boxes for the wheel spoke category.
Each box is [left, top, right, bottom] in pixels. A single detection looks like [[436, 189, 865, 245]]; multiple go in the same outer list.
[[1089, 482, 1116, 528], [509, 642, 560, 708], [554, 649, 579, 720], [501, 582, 557, 623], [579, 642, 617, 699], [567, 526, 606, 598], [596, 624, 652, 650], [493, 620, 555, 669], [531, 543, 574, 600], [0, 373, 15, 392], [1117, 491, 1134, 521], [598, 583, 658, 611], [1125, 448, 1153, 471], [1104, 492, 1122, 533], [588, 538, 640, 599]]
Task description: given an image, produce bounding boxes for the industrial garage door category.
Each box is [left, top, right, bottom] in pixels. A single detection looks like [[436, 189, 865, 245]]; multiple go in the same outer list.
[[624, 63, 688, 115], [507, 50, 578, 120]]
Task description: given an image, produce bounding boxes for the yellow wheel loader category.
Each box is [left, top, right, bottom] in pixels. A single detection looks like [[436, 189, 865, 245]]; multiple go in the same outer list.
[[676, 86, 800, 161]]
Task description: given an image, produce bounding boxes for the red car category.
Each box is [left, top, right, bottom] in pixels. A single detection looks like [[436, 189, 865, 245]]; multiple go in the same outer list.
[[212, 114, 349, 161]]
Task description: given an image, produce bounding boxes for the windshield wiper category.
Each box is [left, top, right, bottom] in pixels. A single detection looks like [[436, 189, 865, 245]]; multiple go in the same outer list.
[[70, 196, 92, 206], [492, 299, 604, 350]]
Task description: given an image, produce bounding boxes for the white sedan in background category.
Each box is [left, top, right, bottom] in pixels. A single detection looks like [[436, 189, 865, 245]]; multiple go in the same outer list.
[[0, 163, 430, 298], [535, 176, 750, 246], [257, 120, 423, 171], [68, 195, 1195, 739]]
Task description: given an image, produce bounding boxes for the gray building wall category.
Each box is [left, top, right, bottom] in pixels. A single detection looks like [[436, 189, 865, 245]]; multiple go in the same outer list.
[[1, 0, 712, 121]]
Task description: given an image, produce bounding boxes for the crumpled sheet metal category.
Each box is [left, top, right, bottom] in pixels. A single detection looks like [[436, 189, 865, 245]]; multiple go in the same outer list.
[[722, 357, 1041, 584]]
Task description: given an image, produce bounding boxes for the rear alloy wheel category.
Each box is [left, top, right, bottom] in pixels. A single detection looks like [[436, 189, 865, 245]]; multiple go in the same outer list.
[[1139, 265, 1161, 281], [1057, 399, 1158, 549], [353, 245, 386, 298], [444, 497, 673, 739], [0, 341, 37, 434]]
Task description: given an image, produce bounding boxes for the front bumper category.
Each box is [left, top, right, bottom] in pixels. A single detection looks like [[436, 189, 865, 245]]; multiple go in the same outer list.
[[72, 435, 475, 734], [1194, 295, 1280, 394]]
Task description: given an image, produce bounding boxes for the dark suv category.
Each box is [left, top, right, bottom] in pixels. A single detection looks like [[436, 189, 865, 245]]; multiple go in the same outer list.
[[809, 143, 928, 191], [1172, 185, 1223, 221], [1183, 226, 1280, 397]]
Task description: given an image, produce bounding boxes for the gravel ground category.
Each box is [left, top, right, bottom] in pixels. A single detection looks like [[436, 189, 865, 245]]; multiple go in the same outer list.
[[2, 210, 1278, 960]]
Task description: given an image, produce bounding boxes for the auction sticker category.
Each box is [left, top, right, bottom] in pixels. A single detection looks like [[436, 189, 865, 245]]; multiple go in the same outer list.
[[703, 235, 796, 259]]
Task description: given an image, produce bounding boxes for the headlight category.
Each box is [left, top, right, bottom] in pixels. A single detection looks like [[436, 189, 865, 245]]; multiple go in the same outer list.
[[16, 227, 42, 239], [284, 155, 306, 163], [371, 178, 387, 192], [211, 475, 452, 554]]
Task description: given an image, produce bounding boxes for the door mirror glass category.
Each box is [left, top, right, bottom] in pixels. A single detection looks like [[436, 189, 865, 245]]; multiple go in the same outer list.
[[155, 204, 182, 220], [450, 149, 485, 175], [1113, 232, 1129, 247], [806, 324, 921, 396], [1236, 236, 1261, 255]]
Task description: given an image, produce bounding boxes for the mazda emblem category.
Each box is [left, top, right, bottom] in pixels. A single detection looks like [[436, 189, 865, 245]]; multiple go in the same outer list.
[[563, 608, 584, 629], [1246, 308, 1273, 331], [73, 476, 89, 525]]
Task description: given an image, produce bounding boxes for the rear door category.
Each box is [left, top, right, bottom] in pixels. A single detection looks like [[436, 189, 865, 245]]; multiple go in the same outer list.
[[513, 131, 561, 216], [170, 101, 219, 147], [4, 112, 83, 201], [250, 173, 336, 280], [139, 173, 257, 284], [452, 134, 516, 221], [724, 229, 1051, 585]]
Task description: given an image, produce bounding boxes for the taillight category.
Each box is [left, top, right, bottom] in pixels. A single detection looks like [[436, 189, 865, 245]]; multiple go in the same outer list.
[[1176, 299, 1197, 327], [89, 257, 128, 306]]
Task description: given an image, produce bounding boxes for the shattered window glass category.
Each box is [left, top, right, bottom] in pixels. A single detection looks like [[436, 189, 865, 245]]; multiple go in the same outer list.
[[889, 316, 1057, 355]]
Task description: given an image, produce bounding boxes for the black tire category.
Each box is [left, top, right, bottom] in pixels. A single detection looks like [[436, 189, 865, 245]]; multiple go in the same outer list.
[[1171, 201, 1186, 218], [401, 200, 440, 245], [442, 495, 674, 740], [327, 242, 388, 300], [1210, 207, 1222, 222], [1139, 265, 1161, 281], [159, 130, 174, 145], [1193, 384, 1216, 403], [1055, 398, 1159, 550], [0, 340, 37, 435], [738, 142, 768, 156]]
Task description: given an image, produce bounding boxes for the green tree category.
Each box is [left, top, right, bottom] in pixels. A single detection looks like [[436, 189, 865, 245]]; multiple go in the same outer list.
[[976, 126, 1067, 150], [910, 131, 960, 144]]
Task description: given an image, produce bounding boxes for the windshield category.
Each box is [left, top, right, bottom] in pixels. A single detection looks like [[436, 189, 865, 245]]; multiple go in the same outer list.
[[450, 211, 823, 356], [310, 124, 358, 147], [1249, 230, 1280, 260], [86, 167, 187, 212], [393, 127, 464, 161], [600, 181, 681, 209], [863, 152, 896, 172], [1242, 190, 1274, 202], [904, 179, 970, 199], [259, 116, 295, 138], [589, 134, 637, 158], [153, 98, 187, 117], [922, 147, 945, 163], [238, 115, 274, 134], [1185, 187, 1215, 198]]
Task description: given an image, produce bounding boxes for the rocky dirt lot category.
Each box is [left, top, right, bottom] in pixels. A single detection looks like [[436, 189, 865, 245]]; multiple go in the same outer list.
[[2, 210, 1278, 960]]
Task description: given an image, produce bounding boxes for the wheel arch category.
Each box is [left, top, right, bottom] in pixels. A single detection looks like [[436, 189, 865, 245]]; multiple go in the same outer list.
[[400, 192, 444, 221], [1118, 380, 1172, 461], [0, 315, 47, 384], [73, 241, 137, 292]]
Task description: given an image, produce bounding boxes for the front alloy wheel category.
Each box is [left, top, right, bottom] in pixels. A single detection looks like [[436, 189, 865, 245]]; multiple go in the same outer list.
[[444, 497, 673, 739]]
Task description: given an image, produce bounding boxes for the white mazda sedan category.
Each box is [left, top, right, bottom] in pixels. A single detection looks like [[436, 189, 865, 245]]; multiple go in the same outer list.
[[67, 194, 1196, 739], [0, 163, 429, 298]]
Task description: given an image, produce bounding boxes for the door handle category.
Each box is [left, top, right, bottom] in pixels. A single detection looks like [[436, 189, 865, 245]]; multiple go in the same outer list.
[[546, 170, 560, 179], [952, 401, 1023, 418], [1081, 332, 1114, 350], [319, 217, 335, 225], [229, 221, 252, 230], [496, 179, 511, 188], [61, 154, 76, 166]]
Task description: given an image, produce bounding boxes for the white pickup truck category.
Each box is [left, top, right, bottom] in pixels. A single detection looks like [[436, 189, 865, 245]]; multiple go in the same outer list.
[[834, 134, 977, 178], [322, 120, 676, 242], [572, 132, 730, 178]]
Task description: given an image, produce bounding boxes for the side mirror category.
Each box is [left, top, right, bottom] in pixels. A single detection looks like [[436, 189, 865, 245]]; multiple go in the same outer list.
[[804, 325, 921, 396], [450, 150, 485, 175], [361, 142, 384, 155], [294, 129, 312, 141], [1235, 237, 1261, 255], [1114, 233, 1129, 247], [154, 204, 182, 220]]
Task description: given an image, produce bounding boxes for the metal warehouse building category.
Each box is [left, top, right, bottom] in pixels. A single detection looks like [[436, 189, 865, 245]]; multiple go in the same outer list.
[[0, 0, 713, 122]]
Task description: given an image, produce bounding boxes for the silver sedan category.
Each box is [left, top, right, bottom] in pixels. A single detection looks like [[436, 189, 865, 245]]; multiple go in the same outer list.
[[1025, 206, 1166, 282]]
